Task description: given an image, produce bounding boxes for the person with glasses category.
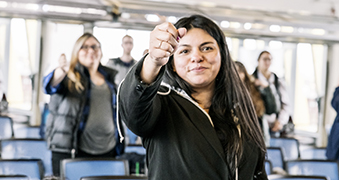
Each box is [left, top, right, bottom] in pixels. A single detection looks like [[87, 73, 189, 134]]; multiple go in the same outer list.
[[43, 33, 124, 176]]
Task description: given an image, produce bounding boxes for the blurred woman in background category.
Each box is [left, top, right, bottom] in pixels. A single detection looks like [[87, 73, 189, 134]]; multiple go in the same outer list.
[[43, 33, 124, 176]]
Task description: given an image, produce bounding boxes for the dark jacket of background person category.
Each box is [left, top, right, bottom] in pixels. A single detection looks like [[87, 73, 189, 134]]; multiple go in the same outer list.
[[118, 59, 267, 180], [326, 86, 339, 160], [43, 63, 124, 156]]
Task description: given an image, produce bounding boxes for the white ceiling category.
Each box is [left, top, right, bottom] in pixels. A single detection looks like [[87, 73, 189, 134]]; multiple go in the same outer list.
[[1, 0, 339, 42]]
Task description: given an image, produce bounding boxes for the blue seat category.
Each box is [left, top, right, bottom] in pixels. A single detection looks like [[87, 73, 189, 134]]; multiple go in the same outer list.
[[0, 138, 52, 176], [0, 159, 44, 180], [14, 126, 41, 139], [265, 160, 273, 175], [268, 174, 328, 180], [61, 158, 129, 180], [80, 175, 148, 180], [125, 145, 146, 155], [300, 148, 327, 160], [286, 160, 339, 180], [0, 175, 29, 180], [270, 137, 300, 161], [0, 116, 14, 139], [267, 147, 285, 170]]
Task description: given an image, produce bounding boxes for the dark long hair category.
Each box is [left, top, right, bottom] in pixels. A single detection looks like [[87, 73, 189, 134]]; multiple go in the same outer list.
[[235, 61, 265, 117], [164, 14, 266, 178]]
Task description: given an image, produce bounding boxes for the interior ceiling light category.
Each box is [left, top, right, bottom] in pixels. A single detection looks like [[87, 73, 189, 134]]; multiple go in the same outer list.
[[270, 25, 281, 32], [42, 5, 81, 14], [230, 22, 241, 29], [281, 26, 294, 33], [167, 16, 177, 23], [25, 3, 39, 11], [0, 1, 8, 8], [42, 4, 106, 16], [121, 12, 130, 19], [83, 8, 107, 16], [145, 14, 160, 22], [311, 28, 326, 35], [199, 1, 216, 8], [220, 21, 230, 28], [244, 23, 252, 30]]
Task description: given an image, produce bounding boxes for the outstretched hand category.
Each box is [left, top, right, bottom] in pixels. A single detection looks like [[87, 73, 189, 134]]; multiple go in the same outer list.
[[58, 54, 69, 72], [148, 22, 186, 67]]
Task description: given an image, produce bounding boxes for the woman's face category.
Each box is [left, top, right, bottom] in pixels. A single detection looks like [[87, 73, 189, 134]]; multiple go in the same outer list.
[[78, 37, 102, 69], [173, 28, 221, 90], [258, 52, 272, 72]]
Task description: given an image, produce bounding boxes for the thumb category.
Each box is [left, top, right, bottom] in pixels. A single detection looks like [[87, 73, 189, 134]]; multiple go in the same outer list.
[[177, 28, 187, 39]]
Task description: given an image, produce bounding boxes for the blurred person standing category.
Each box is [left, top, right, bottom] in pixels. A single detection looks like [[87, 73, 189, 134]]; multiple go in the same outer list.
[[235, 61, 270, 146], [106, 35, 140, 144], [43, 33, 124, 176], [252, 51, 290, 136], [106, 35, 137, 86]]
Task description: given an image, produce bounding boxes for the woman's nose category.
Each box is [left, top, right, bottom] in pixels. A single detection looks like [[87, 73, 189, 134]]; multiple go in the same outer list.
[[190, 50, 203, 63]]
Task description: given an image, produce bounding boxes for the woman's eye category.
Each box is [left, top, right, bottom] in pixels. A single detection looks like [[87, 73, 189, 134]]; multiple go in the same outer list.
[[179, 49, 189, 54], [202, 46, 213, 51]]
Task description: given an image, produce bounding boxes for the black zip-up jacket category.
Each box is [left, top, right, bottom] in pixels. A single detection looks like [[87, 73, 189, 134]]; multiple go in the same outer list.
[[118, 58, 267, 180]]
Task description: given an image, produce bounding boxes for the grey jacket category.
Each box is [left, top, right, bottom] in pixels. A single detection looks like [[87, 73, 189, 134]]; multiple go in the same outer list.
[[43, 63, 124, 155], [118, 59, 267, 180]]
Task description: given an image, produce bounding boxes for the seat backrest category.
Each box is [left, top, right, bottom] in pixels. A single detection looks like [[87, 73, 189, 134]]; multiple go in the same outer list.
[[124, 145, 146, 155], [14, 126, 41, 139], [0, 116, 14, 139], [61, 158, 129, 180], [0, 175, 29, 180], [0, 159, 44, 180], [286, 160, 339, 180], [265, 160, 273, 175], [267, 147, 285, 170], [0, 138, 52, 176], [270, 137, 300, 161], [300, 148, 327, 160], [268, 174, 328, 180], [80, 175, 148, 180]]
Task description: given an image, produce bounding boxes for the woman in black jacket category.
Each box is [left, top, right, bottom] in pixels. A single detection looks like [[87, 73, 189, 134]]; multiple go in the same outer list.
[[118, 15, 267, 180]]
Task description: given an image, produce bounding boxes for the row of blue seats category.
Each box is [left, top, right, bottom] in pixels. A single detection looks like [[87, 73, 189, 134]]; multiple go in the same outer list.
[[266, 137, 339, 180], [0, 138, 146, 179]]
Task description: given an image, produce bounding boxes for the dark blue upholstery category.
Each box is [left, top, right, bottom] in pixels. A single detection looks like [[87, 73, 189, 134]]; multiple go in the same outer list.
[[270, 137, 300, 161], [0, 159, 44, 180], [300, 148, 327, 160], [0, 138, 52, 176], [61, 158, 129, 180], [286, 160, 339, 180], [268, 174, 328, 180], [267, 147, 285, 170], [0, 116, 14, 139]]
